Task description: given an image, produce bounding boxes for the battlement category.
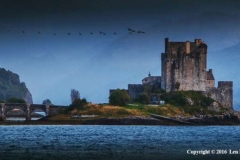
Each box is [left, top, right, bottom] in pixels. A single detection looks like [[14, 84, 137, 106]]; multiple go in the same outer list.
[[218, 81, 233, 88], [128, 84, 144, 89], [164, 38, 207, 56]]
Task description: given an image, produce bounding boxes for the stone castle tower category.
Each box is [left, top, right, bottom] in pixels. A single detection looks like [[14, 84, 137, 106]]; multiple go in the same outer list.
[[161, 38, 233, 109], [161, 38, 208, 92]]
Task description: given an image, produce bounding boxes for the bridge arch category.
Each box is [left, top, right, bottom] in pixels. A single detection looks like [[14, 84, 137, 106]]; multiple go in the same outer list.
[[30, 104, 47, 115], [5, 104, 27, 114], [0, 103, 66, 121]]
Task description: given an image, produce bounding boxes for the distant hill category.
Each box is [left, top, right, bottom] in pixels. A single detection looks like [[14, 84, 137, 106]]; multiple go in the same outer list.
[[0, 68, 33, 103]]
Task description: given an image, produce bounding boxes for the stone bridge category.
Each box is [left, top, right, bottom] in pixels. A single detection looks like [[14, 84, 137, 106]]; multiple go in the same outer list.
[[0, 103, 66, 121]]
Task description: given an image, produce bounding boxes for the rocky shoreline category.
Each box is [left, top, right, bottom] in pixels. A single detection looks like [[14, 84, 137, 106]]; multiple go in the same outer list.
[[0, 115, 239, 125]]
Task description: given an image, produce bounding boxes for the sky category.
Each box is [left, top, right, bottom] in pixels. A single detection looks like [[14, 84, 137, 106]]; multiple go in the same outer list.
[[0, 0, 240, 109]]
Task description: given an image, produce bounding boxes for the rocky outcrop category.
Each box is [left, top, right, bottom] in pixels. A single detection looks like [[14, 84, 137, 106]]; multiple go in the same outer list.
[[24, 90, 33, 104], [207, 101, 222, 112], [0, 68, 33, 103]]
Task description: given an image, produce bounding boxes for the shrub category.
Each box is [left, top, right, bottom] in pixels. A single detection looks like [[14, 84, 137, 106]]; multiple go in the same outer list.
[[161, 91, 215, 107], [138, 93, 150, 104], [42, 99, 52, 105], [161, 91, 188, 106], [109, 89, 130, 106], [63, 98, 88, 114], [6, 97, 26, 103]]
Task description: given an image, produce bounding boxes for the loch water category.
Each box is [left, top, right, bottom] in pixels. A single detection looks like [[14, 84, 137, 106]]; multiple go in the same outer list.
[[0, 125, 240, 160]]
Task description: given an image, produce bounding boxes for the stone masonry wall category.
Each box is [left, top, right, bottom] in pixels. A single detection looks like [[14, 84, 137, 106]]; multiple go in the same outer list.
[[161, 38, 207, 92], [128, 84, 144, 100], [207, 81, 233, 110]]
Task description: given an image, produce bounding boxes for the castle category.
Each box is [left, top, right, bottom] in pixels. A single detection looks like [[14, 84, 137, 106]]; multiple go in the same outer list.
[[110, 38, 233, 110], [161, 38, 232, 109]]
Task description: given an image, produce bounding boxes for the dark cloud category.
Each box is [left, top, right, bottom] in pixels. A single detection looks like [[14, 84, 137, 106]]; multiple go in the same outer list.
[[1, 0, 240, 18]]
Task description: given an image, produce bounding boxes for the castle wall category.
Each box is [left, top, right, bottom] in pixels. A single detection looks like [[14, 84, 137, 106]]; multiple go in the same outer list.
[[196, 47, 207, 91], [206, 80, 215, 88], [161, 53, 166, 90], [128, 84, 144, 100], [207, 81, 233, 110]]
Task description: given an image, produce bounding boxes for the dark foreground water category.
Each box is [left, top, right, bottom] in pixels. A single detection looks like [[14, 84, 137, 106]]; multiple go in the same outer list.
[[0, 125, 240, 160]]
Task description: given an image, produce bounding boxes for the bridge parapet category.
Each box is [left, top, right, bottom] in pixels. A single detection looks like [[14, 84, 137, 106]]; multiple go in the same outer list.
[[0, 103, 67, 121]]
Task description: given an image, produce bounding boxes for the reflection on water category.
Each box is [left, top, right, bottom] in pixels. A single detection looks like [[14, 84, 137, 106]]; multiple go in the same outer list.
[[0, 126, 240, 160], [35, 112, 46, 116], [6, 117, 41, 121]]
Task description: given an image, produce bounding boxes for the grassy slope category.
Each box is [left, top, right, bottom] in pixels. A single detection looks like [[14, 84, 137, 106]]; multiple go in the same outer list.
[[50, 103, 210, 120], [50, 91, 229, 120]]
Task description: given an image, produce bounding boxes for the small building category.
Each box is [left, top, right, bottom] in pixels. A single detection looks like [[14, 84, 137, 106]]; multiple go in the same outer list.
[[128, 72, 161, 102], [142, 72, 161, 85]]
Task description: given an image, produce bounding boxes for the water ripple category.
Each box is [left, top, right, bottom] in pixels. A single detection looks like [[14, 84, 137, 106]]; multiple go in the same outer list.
[[0, 125, 240, 160]]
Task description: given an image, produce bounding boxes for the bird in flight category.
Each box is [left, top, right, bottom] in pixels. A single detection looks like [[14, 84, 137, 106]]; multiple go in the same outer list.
[[113, 32, 116, 35], [79, 32, 81, 35], [100, 31, 106, 35], [68, 32, 71, 35], [127, 28, 136, 32], [22, 31, 25, 34], [90, 32, 93, 34], [137, 31, 145, 34]]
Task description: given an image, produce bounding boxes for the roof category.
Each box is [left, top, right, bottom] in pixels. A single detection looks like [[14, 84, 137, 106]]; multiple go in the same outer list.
[[142, 76, 161, 84], [207, 71, 215, 80]]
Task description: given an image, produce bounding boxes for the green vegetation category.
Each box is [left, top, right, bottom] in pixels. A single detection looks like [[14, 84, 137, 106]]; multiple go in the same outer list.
[[42, 99, 52, 105], [138, 93, 150, 104], [63, 98, 88, 114], [158, 90, 228, 115], [134, 83, 165, 104], [6, 97, 26, 103], [175, 82, 180, 91], [0, 68, 29, 101], [161, 90, 214, 107], [52, 90, 226, 121], [109, 89, 130, 106], [143, 83, 165, 95], [81, 104, 144, 117]]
